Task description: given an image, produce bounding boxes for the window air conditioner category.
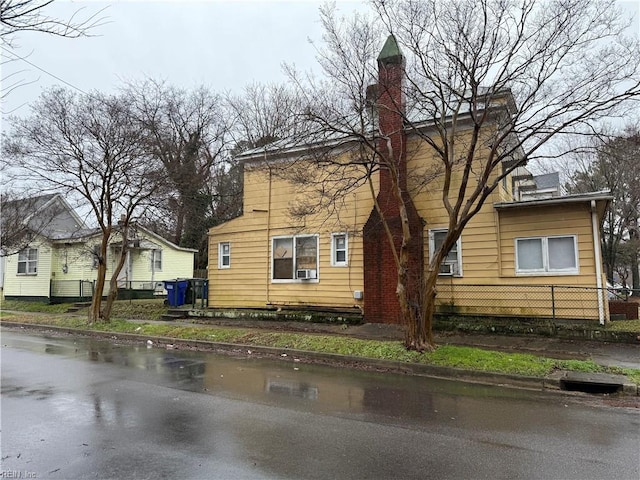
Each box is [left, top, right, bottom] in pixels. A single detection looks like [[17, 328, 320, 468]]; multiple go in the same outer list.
[[439, 263, 454, 275], [296, 269, 317, 280]]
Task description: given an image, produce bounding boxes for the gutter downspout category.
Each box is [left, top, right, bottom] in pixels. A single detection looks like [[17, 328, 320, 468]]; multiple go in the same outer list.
[[591, 200, 605, 325], [151, 250, 155, 286], [265, 154, 272, 305]]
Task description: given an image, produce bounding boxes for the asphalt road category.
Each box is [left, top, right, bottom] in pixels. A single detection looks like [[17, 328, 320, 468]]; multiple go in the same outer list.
[[1, 329, 638, 479]]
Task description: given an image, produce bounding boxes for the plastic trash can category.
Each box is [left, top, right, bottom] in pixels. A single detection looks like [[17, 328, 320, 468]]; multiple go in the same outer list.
[[164, 279, 189, 307]]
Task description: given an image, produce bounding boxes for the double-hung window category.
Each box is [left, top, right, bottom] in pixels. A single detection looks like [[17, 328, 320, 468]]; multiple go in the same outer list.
[[219, 242, 231, 269], [17, 248, 38, 275], [429, 229, 463, 276], [91, 245, 101, 269], [331, 233, 348, 266], [515, 235, 578, 275], [272, 235, 318, 281], [150, 249, 163, 271]]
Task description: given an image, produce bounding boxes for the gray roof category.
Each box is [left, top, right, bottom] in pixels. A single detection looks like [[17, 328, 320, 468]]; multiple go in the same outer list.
[[236, 90, 517, 162], [494, 191, 612, 209], [533, 172, 560, 190]]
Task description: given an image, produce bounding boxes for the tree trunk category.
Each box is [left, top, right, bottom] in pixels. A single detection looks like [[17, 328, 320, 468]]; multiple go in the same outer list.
[[393, 182, 433, 351], [88, 239, 109, 324], [88, 262, 107, 324], [101, 233, 130, 322], [101, 274, 121, 322], [405, 268, 436, 352]]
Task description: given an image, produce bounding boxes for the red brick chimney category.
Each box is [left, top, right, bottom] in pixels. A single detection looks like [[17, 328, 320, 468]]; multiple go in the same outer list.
[[363, 35, 424, 324]]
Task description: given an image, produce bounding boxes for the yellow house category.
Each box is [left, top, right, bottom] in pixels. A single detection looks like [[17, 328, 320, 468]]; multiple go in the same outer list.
[[2, 194, 197, 302], [208, 37, 611, 325]]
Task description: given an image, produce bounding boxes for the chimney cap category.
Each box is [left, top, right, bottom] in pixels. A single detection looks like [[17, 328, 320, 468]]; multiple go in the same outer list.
[[377, 34, 403, 64]]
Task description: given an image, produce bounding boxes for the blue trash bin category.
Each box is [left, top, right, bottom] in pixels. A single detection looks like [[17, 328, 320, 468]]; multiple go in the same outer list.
[[164, 279, 189, 307], [176, 280, 188, 306]]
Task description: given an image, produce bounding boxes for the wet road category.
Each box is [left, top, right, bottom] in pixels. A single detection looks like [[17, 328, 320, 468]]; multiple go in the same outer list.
[[1, 329, 638, 480]]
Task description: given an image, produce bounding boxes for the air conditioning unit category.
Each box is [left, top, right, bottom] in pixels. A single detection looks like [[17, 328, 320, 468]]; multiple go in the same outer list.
[[296, 269, 317, 280], [439, 263, 454, 275]]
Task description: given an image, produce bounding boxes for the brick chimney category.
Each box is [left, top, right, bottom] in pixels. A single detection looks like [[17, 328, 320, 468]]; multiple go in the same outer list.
[[363, 35, 424, 324]]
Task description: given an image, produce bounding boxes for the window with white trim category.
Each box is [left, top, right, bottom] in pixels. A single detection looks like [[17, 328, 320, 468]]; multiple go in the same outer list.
[[429, 229, 462, 276], [17, 248, 38, 275], [272, 235, 318, 281], [150, 249, 162, 271], [91, 245, 100, 269], [219, 242, 231, 269], [331, 233, 348, 266], [515, 235, 578, 274]]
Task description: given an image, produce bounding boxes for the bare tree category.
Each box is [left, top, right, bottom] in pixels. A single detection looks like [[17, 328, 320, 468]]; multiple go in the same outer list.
[[3, 87, 165, 323], [125, 80, 236, 268], [226, 82, 304, 151], [0, 0, 104, 45], [280, 0, 640, 350], [566, 126, 640, 291], [0, 192, 66, 256], [0, 0, 106, 108]]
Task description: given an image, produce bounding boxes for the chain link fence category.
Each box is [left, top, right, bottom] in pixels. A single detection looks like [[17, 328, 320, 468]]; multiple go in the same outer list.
[[50, 280, 165, 301], [50, 280, 95, 299], [434, 283, 623, 321]]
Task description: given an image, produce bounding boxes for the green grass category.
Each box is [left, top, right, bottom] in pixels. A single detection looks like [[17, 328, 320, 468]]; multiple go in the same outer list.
[[3, 299, 638, 384], [1, 299, 73, 314], [606, 319, 640, 332], [4, 311, 639, 384], [1, 298, 170, 321]]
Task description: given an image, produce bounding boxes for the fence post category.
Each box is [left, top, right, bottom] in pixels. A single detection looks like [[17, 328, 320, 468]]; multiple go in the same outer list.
[[551, 285, 556, 320]]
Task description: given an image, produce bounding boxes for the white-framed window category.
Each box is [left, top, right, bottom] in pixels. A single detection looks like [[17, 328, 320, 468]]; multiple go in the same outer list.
[[272, 234, 318, 281], [218, 242, 231, 269], [515, 235, 578, 275], [150, 249, 162, 271], [17, 248, 38, 275], [331, 233, 348, 266], [429, 229, 463, 276], [92, 245, 100, 269]]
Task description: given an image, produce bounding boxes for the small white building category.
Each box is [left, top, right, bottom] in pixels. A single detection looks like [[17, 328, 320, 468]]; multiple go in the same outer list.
[[2, 194, 196, 302]]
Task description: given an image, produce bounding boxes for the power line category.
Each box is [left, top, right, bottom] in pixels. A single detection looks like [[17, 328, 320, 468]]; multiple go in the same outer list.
[[1, 44, 92, 97]]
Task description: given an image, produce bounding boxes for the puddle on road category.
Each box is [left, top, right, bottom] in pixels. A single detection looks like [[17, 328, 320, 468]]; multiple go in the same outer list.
[[2, 329, 569, 430]]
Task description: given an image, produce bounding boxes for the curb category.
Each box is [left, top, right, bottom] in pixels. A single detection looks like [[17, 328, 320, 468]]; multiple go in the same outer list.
[[1, 321, 637, 396]]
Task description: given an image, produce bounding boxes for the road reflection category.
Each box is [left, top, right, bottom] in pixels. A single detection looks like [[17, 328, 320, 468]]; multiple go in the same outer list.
[[4, 331, 562, 428], [3, 330, 637, 480]]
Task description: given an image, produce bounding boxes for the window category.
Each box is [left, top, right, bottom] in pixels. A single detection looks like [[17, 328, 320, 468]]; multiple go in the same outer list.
[[429, 229, 462, 276], [515, 235, 578, 274], [17, 248, 38, 275], [272, 235, 318, 281], [331, 233, 348, 266], [92, 245, 100, 269], [218, 242, 231, 269], [150, 249, 162, 271]]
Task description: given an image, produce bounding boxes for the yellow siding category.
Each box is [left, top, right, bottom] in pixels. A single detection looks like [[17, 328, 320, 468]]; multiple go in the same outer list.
[[432, 203, 604, 320], [3, 237, 52, 298], [209, 130, 605, 321], [128, 244, 194, 284], [497, 204, 596, 281], [5, 230, 195, 299], [209, 163, 374, 309]]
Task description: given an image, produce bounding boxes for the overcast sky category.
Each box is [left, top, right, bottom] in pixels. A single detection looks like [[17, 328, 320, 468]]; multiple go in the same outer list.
[[0, 0, 368, 118], [1, 0, 638, 121]]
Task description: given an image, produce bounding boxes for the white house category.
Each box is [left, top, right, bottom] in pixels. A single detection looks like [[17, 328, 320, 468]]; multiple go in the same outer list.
[[2, 194, 197, 302]]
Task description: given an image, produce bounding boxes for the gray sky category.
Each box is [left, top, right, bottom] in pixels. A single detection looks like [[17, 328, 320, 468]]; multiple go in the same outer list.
[[1, 0, 367, 117], [1, 0, 638, 123]]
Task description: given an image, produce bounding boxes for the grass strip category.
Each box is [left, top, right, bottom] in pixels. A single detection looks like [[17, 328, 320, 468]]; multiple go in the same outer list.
[[3, 312, 639, 385]]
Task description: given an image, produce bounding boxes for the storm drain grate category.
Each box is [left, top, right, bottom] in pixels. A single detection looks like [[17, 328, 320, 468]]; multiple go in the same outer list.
[[559, 379, 623, 394]]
